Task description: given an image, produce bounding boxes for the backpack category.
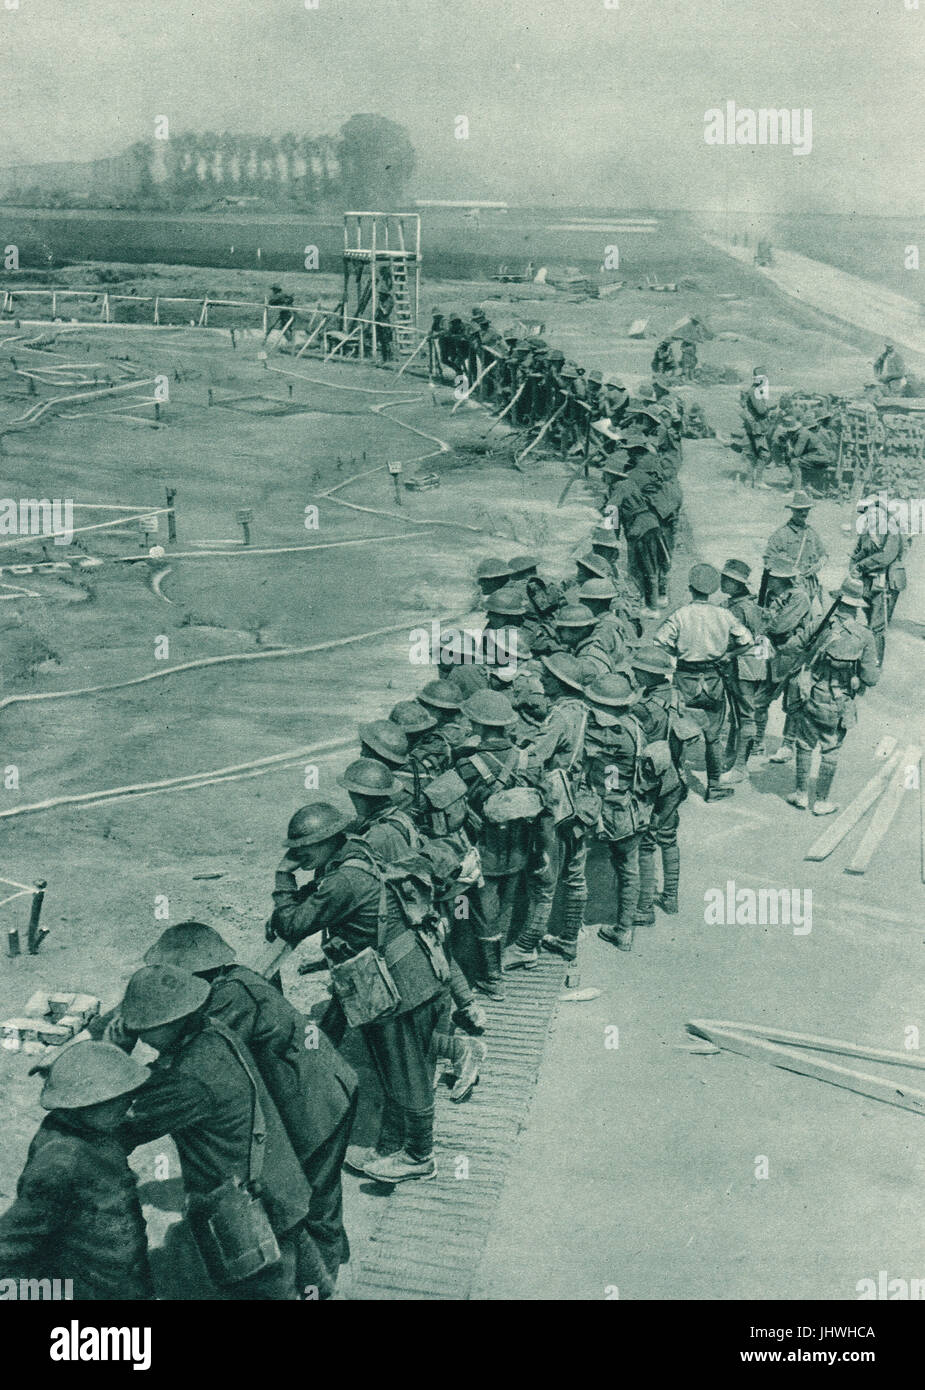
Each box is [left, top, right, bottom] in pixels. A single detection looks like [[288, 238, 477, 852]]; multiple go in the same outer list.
[[325, 841, 449, 1027], [422, 768, 469, 836]]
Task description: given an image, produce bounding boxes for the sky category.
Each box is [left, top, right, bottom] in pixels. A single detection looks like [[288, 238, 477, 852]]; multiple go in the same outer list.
[[0, 0, 922, 214]]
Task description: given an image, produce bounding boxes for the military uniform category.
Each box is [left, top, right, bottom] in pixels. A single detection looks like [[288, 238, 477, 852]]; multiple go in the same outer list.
[[0, 1111, 153, 1301], [787, 604, 880, 808], [742, 377, 771, 485], [654, 591, 753, 797], [584, 702, 651, 940], [206, 964, 358, 1281], [269, 842, 448, 1173], [124, 1017, 313, 1300], [850, 524, 906, 664], [632, 679, 688, 922], [763, 512, 826, 605]]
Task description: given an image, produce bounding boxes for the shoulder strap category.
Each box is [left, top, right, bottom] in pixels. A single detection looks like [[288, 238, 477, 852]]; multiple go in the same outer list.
[[562, 701, 588, 772], [206, 1019, 267, 1188]]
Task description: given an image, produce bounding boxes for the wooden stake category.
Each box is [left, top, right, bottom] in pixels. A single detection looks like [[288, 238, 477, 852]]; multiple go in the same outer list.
[[450, 359, 497, 414], [804, 751, 900, 861], [27, 881, 47, 954], [482, 379, 527, 436], [688, 1022, 925, 1119], [516, 399, 567, 465], [395, 333, 429, 379], [845, 745, 920, 875], [689, 1018, 925, 1072]]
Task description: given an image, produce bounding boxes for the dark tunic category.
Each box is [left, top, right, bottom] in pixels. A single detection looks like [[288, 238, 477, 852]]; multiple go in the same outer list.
[[0, 1112, 153, 1300]]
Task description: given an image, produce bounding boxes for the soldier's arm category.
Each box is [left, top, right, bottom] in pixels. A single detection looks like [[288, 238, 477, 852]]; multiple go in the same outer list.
[[653, 614, 680, 652], [857, 632, 881, 689], [0, 1143, 76, 1273], [525, 710, 566, 774], [122, 1070, 219, 1149], [855, 532, 901, 572], [725, 611, 754, 652], [269, 866, 357, 945]]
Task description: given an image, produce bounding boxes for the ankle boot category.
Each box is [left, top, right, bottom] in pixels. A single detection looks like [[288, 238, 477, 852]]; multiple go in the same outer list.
[[704, 741, 733, 799], [787, 746, 812, 809], [474, 936, 504, 1000], [634, 843, 657, 925], [657, 841, 680, 913], [446, 1036, 486, 1103], [813, 758, 839, 815]]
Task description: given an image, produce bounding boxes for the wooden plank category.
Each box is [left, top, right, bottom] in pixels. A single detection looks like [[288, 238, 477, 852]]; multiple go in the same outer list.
[[687, 1023, 925, 1118], [845, 745, 920, 874], [688, 1019, 925, 1072], [804, 751, 900, 860]]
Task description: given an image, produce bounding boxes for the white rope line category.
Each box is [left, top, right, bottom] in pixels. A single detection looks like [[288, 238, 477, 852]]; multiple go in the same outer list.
[[0, 506, 171, 552], [0, 889, 31, 909], [0, 874, 37, 892]]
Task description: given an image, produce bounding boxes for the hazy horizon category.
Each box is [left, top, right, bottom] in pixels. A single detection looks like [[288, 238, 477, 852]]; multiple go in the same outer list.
[[0, 0, 922, 217]]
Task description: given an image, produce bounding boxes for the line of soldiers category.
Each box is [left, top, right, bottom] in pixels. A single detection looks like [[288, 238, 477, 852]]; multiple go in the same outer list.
[[428, 304, 711, 463], [0, 489, 903, 1307]]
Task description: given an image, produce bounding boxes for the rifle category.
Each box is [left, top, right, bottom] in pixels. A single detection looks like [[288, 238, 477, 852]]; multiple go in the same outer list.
[[766, 596, 841, 703]]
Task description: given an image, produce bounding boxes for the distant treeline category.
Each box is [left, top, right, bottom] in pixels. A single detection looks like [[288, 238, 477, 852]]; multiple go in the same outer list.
[[0, 114, 415, 214]]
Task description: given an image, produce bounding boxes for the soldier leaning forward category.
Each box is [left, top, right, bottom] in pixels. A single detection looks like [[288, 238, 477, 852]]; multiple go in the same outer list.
[[142, 921, 358, 1290], [119, 966, 316, 1299], [0, 1042, 154, 1301], [629, 644, 694, 923], [784, 578, 879, 816], [762, 563, 816, 764], [267, 805, 450, 1186], [583, 672, 652, 953]]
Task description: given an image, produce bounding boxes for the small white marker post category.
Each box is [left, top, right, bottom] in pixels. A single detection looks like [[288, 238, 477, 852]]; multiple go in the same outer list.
[[388, 460, 403, 505]]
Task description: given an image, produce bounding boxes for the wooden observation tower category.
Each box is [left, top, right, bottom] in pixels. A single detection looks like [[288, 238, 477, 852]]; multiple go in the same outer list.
[[342, 212, 421, 358]]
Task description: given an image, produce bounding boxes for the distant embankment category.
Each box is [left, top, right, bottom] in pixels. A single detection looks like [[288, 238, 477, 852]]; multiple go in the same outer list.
[[705, 236, 925, 362], [0, 206, 724, 282]]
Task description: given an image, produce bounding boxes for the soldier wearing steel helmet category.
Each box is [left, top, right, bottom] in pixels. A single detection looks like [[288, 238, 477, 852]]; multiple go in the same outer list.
[[0, 1042, 153, 1301], [142, 921, 358, 1292], [118, 965, 315, 1299], [455, 689, 531, 998], [629, 644, 689, 923], [503, 652, 593, 968], [266, 803, 449, 1186], [760, 560, 817, 764], [582, 672, 652, 952], [337, 757, 422, 860], [718, 558, 771, 783], [653, 563, 753, 801]]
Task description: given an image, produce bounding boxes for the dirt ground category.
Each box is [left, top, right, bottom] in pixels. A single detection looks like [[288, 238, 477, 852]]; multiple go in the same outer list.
[[1, 236, 922, 1297]]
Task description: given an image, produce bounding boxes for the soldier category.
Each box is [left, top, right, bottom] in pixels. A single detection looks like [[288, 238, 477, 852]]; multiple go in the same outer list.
[[417, 679, 476, 753], [781, 412, 838, 491], [456, 690, 534, 996], [436, 628, 490, 697], [120, 965, 316, 1297], [583, 673, 651, 952], [142, 921, 358, 1291], [503, 652, 591, 966], [266, 808, 449, 1185], [652, 339, 676, 377], [634, 452, 682, 607], [358, 719, 410, 774], [629, 644, 689, 923], [0, 1042, 154, 1301], [763, 491, 827, 607], [577, 577, 633, 665], [717, 559, 771, 781], [850, 497, 907, 665], [763, 562, 816, 763], [784, 578, 880, 815], [742, 366, 772, 488], [679, 340, 698, 381], [483, 588, 526, 632], [552, 603, 609, 675], [336, 757, 420, 860], [606, 458, 662, 616], [874, 341, 906, 395], [474, 556, 513, 603], [653, 563, 754, 801], [589, 527, 644, 630], [602, 376, 630, 427]]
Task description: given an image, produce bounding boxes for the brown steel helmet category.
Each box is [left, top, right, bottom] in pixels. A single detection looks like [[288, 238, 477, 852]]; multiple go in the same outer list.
[[284, 802, 354, 846], [337, 758, 401, 797], [358, 719, 410, 767]]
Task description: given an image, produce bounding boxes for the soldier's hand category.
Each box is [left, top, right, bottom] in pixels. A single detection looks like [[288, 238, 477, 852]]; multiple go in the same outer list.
[[103, 1012, 136, 1051], [265, 916, 279, 943], [276, 854, 300, 875]]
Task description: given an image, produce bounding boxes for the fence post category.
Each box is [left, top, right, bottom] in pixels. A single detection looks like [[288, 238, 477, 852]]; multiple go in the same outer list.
[[153, 297, 159, 325], [166, 488, 177, 542], [27, 881, 48, 955]]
